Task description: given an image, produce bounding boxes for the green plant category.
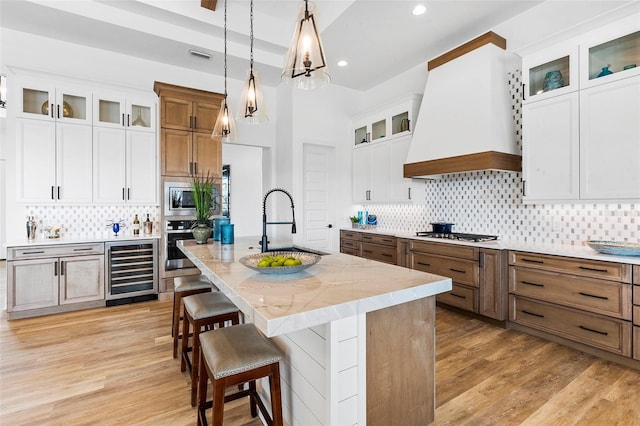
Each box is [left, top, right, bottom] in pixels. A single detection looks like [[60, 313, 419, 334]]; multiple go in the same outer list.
[[349, 216, 360, 223], [191, 172, 219, 228]]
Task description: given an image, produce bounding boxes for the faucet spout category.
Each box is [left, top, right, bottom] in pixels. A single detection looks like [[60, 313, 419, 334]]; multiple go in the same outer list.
[[260, 188, 297, 253]]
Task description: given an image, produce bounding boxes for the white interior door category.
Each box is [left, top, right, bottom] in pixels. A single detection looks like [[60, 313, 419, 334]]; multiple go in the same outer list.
[[302, 144, 335, 252]]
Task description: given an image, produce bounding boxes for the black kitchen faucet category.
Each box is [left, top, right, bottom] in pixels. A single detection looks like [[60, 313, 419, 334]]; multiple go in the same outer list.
[[260, 188, 296, 253]]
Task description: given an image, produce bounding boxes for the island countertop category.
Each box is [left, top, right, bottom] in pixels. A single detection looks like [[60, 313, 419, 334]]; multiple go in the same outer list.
[[178, 237, 452, 337]]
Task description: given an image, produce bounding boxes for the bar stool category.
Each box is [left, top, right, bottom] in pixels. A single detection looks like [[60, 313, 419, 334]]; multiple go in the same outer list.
[[172, 275, 214, 358], [182, 291, 240, 407], [197, 323, 283, 426]]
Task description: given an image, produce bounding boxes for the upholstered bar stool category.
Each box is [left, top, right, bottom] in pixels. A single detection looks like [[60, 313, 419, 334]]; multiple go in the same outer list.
[[181, 291, 240, 407], [172, 275, 214, 358], [197, 323, 283, 426]]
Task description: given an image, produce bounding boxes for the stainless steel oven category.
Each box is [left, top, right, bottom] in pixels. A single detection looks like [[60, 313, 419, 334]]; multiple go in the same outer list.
[[164, 181, 221, 217], [164, 219, 196, 271]]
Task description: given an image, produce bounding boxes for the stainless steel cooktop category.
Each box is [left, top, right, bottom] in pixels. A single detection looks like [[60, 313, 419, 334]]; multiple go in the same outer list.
[[415, 232, 499, 242]]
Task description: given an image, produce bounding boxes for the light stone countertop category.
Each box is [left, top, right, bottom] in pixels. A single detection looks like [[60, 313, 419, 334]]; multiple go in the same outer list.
[[344, 227, 640, 266], [178, 237, 452, 337], [6, 233, 161, 248]]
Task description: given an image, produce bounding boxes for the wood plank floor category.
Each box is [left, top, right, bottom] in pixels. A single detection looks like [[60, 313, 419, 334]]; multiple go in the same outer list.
[[1, 261, 640, 425]]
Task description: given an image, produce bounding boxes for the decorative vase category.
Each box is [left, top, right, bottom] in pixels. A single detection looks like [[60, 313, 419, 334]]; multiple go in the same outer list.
[[213, 217, 230, 241], [543, 70, 563, 91], [597, 66, 612, 77], [192, 224, 211, 244]]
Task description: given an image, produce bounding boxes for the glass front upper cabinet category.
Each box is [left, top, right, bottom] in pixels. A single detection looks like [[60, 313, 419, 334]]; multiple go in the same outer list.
[[94, 94, 155, 131], [20, 83, 91, 124], [522, 43, 578, 103]]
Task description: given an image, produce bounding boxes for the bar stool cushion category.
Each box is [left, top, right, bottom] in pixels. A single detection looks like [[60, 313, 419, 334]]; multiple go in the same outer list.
[[183, 292, 239, 321], [174, 275, 213, 293], [200, 323, 282, 380]]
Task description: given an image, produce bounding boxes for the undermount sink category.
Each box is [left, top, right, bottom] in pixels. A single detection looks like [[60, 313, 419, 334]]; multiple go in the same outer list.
[[265, 247, 327, 256]]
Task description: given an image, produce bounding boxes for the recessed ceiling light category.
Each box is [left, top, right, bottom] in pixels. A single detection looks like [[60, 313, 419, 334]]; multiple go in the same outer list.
[[337, 60, 348, 67], [412, 5, 427, 16], [189, 49, 211, 60]]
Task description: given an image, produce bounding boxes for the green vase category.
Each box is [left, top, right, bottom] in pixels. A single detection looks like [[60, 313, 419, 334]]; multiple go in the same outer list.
[[192, 224, 211, 244]]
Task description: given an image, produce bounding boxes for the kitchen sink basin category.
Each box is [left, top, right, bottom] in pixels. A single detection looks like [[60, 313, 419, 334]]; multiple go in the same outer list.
[[265, 247, 327, 256]]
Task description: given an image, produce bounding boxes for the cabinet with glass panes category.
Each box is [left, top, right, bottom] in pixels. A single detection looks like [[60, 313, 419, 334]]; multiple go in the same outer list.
[[351, 94, 422, 146], [18, 78, 92, 125], [522, 42, 578, 104], [93, 92, 156, 132]]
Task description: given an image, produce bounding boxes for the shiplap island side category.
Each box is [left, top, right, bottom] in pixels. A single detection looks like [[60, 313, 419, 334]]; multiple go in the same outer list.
[[178, 237, 451, 426]]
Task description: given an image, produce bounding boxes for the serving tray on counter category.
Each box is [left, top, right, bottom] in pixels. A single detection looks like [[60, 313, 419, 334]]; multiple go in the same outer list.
[[586, 240, 640, 256]]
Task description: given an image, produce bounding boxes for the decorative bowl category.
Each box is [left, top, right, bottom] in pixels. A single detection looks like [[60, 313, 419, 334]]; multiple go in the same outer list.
[[239, 251, 321, 275], [586, 240, 640, 256]]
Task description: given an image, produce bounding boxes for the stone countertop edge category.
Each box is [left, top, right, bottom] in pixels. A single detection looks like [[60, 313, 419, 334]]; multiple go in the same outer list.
[[6, 234, 162, 247], [178, 239, 452, 338], [341, 227, 640, 265]]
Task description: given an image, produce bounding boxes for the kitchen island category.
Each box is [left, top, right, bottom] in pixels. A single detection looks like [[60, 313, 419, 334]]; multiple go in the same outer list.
[[178, 237, 452, 426]]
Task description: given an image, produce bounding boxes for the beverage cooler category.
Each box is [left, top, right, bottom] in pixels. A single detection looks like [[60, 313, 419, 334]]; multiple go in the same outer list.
[[105, 239, 158, 306]]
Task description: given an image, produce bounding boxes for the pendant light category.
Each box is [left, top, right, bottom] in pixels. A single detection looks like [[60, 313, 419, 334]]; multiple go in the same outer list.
[[281, 0, 330, 90], [237, 0, 268, 123], [213, 0, 237, 142]]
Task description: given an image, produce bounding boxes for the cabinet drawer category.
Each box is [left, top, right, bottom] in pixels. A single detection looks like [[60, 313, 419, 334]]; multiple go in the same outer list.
[[340, 247, 360, 257], [360, 243, 396, 265], [510, 295, 632, 356], [634, 327, 640, 361], [634, 306, 640, 327], [436, 284, 478, 313], [340, 239, 360, 250], [8, 243, 104, 260], [509, 267, 632, 320], [411, 240, 478, 260], [411, 252, 478, 287], [634, 265, 640, 285], [340, 230, 362, 241], [509, 251, 631, 283], [633, 284, 640, 306], [361, 233, 396, 247]]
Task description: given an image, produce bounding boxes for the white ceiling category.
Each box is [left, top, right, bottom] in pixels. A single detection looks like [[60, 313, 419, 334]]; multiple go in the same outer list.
[[0, 0, 635, 90]]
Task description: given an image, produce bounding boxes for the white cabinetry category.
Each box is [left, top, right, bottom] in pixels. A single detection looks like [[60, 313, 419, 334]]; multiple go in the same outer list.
[[522, 16, 640, 203], [93, 94, 157, 205], [17, 79, 92, 125], [7, 243, 105, 319]]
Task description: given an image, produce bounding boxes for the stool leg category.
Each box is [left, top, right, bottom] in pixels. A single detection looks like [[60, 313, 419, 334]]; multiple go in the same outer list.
[[197, 354, 210, 426], [270, 363, 284, 426], [212, 377, 226, 426], [249, 380, 258, 418], [172, 293, 182, 358], [190, 319, 202, 407], [181, 310, 191, 372]]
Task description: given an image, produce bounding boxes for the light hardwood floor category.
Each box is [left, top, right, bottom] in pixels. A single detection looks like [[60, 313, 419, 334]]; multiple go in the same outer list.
[[1, 260, 640, 425]]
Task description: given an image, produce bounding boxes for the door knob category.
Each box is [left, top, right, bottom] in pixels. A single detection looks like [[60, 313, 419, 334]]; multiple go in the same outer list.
[[327, 224, 333, 228]]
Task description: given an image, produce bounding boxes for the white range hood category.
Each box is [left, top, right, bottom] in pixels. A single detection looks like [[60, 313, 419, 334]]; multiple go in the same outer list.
[[404, 32, 522, 178]]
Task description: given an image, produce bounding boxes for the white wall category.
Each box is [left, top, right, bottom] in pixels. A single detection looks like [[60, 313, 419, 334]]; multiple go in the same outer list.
[[221, 143, 263, 238]]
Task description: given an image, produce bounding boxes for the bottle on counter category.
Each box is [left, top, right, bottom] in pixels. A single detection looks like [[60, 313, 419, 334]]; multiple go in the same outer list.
[[133, 214, 140, 236], [26, 216, 37, 240], [143, 213, 153, 235]]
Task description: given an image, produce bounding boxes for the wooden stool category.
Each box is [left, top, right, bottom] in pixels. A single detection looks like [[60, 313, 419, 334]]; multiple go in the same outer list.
[[182, 292, 240, 407], [197, 323, 283, 426], [172, 275, 213, 358]]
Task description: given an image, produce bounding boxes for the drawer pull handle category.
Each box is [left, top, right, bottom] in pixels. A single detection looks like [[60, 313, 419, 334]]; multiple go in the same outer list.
[[521, 281, 544, 287], [382, 253, 392, 257], [578, 292, 609, 300], [450, 293, 466, 299], [522, 310, 544, 318], [450, 268, 466, 274], [579, 266, 609, 274], [522, 258, 544, 264], [73, 248, 94, 252], [23, 250, 45, 254], [382, 239, 393, 243], [363, 250, 373, 254], [417, 261, 431, 267], [579, 325, 608, 336]]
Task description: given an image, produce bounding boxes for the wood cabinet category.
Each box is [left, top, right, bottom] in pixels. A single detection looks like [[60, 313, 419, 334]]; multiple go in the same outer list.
[[154, 82, 224, 178], [508, 251, 632, 356], [409, 241, 504, 319], [633, 265, 640, 361], [522, 17, 640, 203], [340, 230, 361, 256], [7, 243, 105, 319], [339, 230, 397, 265]]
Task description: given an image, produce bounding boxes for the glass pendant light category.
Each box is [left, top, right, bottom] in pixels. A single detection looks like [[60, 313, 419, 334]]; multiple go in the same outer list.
[[213, 0, 237, 142], [237, 0, 268, 123], [281, 0, 330, 90]]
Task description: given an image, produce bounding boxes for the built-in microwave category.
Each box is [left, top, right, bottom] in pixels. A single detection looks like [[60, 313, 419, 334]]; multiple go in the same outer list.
[[164, 181, 221, 217]]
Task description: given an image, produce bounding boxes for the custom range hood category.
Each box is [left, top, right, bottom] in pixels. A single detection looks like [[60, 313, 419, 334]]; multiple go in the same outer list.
[[404, 32, 521, 178]]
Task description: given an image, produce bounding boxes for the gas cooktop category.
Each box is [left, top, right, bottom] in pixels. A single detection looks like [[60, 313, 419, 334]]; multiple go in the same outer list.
[[415, 231, 499, 242]]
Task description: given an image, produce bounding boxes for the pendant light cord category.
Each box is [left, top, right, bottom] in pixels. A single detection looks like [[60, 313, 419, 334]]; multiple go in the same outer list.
[[224, 0, 228, 100], [250, 0, 254, 73]]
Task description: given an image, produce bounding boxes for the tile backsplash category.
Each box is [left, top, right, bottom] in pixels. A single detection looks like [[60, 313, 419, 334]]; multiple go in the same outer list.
[[23, 205, 160, 239], [364, 171, 640, 246]]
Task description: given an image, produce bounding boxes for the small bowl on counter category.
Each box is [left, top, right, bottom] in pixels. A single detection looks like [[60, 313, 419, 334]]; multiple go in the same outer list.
[[586, 240, 640, 256]]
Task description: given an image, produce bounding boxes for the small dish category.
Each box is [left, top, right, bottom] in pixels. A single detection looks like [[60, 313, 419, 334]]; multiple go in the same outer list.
[[586, 240, 640, 256]]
